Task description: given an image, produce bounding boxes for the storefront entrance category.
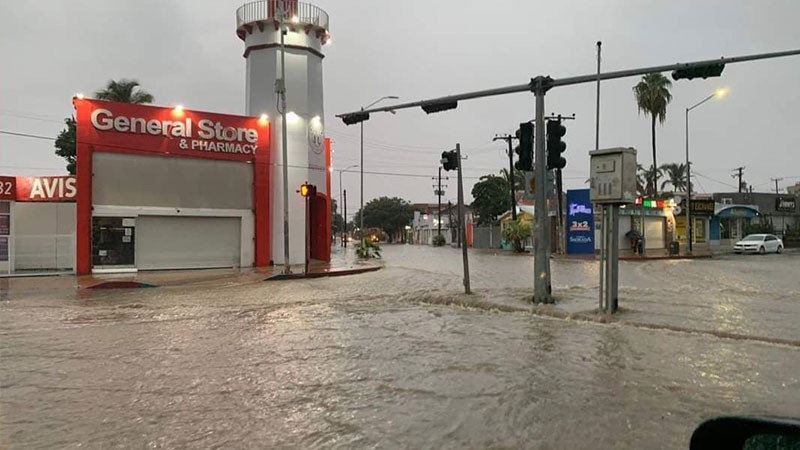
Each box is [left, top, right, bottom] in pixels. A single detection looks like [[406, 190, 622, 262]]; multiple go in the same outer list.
[[92, 217, 135, 269], [136, 216, 241, 270]]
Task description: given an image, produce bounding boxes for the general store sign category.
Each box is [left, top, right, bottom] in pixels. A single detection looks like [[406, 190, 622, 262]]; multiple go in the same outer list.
[[75, 99, 269, 162], [0, 176, 77, 202]]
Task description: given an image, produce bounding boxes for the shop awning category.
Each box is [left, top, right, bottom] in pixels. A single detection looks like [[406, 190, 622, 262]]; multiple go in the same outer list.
[[715, 205, 760, 218]]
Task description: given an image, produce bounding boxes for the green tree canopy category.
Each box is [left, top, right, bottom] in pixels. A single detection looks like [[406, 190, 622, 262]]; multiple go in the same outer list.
[[353, 196, 414, 242], [471, 174, 511, 225], [331, 198, 344, 234], [633, 73, 672, 194], [55, 79, 154, 174]]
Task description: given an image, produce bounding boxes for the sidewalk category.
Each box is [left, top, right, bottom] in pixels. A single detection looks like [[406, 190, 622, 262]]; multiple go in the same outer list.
[[0, 246, 381, 294]]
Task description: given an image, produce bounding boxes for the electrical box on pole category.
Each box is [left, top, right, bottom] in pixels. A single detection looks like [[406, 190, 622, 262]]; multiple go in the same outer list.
[[590, 147, 637, 314]]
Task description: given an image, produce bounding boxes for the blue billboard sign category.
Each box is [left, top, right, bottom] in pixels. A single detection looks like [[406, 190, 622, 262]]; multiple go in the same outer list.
[[566, 189, 594, 254]]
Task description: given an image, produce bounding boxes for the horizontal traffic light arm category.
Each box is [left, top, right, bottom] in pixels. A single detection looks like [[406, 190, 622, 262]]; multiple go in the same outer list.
[[335, 49, 800, 118]]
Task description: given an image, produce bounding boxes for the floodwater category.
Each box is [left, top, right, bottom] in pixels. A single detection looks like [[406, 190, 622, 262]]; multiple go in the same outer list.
[[1, 246, 799, 449]]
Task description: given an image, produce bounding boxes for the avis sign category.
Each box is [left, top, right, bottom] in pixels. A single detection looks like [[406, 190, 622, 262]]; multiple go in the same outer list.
[[0, 176, 77, 202]]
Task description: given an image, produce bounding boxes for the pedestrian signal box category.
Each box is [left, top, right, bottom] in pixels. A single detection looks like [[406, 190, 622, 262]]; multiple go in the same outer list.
[[589, 147, 637, 204]]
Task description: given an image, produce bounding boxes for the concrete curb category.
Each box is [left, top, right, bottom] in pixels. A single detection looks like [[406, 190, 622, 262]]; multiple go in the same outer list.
[[264, 265, 381, 281]]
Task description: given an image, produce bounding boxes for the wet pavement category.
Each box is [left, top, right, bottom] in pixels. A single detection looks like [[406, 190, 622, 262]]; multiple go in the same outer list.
[[1, 245, 799, 449]]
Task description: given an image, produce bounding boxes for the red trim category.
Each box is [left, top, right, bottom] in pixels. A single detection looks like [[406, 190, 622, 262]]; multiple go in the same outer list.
[[253, 126, 272, 266], [323, 138, 332, 261]]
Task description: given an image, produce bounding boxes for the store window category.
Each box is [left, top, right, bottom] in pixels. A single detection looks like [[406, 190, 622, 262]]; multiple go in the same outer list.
[[694, 218, 706, 242], [92, 217, 135, 267]]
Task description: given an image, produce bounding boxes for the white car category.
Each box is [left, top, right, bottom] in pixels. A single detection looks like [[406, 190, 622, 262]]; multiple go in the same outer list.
[[733, 234, 784, 254]]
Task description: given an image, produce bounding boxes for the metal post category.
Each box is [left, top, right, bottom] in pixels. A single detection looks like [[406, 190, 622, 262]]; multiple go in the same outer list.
[[456, 143, 471, 294], [438, 166, 442, 237], [685, 108, 692, 254], [343, 189, 347, 248], [556, 168, 564, 254], [533, 85, 552, 303], [360, 108, 365, 244], [304, 196, 310, 274], [598, 205, 605, 312], [595, 41, 601, 151], [604, 205, 615, 313], [278, 9, 291, 273], [339, 169, 343, 246], [609, 205, 619, 313]]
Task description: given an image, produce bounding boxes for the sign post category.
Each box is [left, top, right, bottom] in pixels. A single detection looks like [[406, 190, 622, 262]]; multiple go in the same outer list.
[[590, 148, 637, 313]]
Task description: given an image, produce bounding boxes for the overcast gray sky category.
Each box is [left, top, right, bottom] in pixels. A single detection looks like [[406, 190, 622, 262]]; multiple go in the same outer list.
[[2, 0, 799, 209]]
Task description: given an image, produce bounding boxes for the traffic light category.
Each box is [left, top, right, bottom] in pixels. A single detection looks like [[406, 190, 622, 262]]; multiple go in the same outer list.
[[514, 122, 534, 171], [671, 63, 725, 81], [341, 111, 370, 125], [441, 150, 458, 171], [546, 119, 567, 170], [421, 100, 458, 114], [300, 183, 317, 198]]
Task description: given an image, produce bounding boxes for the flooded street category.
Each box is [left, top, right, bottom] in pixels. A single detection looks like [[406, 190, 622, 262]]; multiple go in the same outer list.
[[2, 246, 799, 449]]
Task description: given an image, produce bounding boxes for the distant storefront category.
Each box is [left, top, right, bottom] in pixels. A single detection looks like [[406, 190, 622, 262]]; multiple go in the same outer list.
[[712, 192, 799, 242], [0, 175, 77, 275], [674, 197, 713, 248]]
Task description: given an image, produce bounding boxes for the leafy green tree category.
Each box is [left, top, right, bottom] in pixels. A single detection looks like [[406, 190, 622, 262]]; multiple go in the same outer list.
[[55, 79, 154, 174], [54, 117, 77, 174], [471, 174, 510, 225], [331, 199, 344, 234], [633, 73, 672, 194], [502, 217, 532, 252], [353, 196, 414, 243]]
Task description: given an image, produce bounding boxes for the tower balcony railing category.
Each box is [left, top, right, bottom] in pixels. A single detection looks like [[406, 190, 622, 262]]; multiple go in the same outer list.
[[236, 0, 329, 39]]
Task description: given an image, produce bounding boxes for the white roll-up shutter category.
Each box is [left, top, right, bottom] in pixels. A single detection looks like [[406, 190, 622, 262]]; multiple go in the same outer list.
[[136, 216, 240, 270]]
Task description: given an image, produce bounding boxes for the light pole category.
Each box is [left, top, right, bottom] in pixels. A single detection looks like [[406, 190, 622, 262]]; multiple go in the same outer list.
[[275, 4, 291, 273], [359, 95, 399, 243], [685, 88, 728, 254], [338, 164, 358, 246]]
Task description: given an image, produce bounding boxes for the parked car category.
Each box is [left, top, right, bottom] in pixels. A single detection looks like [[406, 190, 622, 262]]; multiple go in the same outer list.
[[733, 234, 783, 254]]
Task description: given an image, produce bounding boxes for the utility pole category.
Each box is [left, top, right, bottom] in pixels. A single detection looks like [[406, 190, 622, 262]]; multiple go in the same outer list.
[[494, 134, 518, 220], [771, 177, 783, 194], [447, 200, 454, 242], [343, 189, 348, 247], [432, 166, 448, 237], [733, 167, 745, 193]]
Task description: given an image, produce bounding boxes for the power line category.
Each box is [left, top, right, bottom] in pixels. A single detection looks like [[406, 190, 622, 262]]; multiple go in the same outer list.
[[0, 130, 57, 141]]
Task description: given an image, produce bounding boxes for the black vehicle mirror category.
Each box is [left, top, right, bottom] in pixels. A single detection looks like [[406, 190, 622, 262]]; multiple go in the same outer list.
[[690, 416, 800, 450]]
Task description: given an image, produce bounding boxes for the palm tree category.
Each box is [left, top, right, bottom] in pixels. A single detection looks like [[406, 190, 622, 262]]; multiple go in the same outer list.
[[95, 79, 154, 104], [637, 164, 661, 197], [55, 79, 154, 174], [660, 163, 689, 192], [633, 73, 672, 194], [499, 167, 525, 191]]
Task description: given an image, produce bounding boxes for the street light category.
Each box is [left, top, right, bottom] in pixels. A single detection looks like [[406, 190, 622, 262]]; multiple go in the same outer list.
[[359, 95, 399, 243], [339, 164, 358, 247], [685, 88, 728, 254]]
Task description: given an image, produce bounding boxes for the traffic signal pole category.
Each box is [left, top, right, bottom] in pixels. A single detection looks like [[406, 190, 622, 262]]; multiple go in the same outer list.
[[532, 79, 552, 303], [337, 48, 800, 303]]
